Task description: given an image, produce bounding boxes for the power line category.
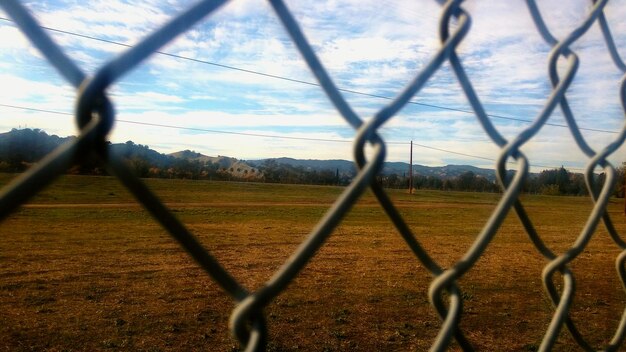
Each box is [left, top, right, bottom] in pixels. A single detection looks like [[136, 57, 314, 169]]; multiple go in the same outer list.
[[0, 16, 620, 135], [0, 103, 497, 159], [0, 103, 352, 142], [0, 102, 584, 171]]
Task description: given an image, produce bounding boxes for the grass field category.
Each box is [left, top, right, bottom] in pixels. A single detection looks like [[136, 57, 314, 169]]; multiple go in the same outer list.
[[1, 174, 625, 351]]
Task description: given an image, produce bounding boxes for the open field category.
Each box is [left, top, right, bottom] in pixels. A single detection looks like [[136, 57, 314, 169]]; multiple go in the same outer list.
[[1, 174, 625, 351]]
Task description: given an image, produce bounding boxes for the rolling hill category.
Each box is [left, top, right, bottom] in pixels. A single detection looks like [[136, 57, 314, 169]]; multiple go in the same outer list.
[[0, 128, 506, 183]]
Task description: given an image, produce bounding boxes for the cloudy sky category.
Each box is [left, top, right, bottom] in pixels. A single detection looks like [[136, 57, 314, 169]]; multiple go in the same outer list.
[[1, 0, 625, 172]]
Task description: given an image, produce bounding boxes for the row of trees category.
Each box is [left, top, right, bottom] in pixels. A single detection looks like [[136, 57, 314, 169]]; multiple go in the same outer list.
[[0, 133, 250, 181], [378, 171, 500, 193], [261, 159, 350, 186], [2, 129, 624, 196], [524, 166, 586, 195], [378, 166, 625, 197]]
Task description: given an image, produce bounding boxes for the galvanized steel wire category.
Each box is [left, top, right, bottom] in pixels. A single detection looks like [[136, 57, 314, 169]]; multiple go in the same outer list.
[[1, 0, 626, 351]]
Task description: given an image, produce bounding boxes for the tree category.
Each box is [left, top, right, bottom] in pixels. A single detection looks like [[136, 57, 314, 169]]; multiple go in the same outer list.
[[555, 166, 570, 194], [456, 171, 476, 191], [531, 167, 579, 196], [615, 165, 625, 198]]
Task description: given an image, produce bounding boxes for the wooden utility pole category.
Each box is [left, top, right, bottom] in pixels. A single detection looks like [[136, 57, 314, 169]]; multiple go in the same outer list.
[[623, 162, 626, 215], [409, 140, 413, 194]]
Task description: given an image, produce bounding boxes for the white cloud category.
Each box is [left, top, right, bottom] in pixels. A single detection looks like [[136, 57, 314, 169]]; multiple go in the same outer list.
[[0, 74, 74, 108], [115, 109, 346, 129], [31, 1, 169, 42], [0, 25, 31, 50]]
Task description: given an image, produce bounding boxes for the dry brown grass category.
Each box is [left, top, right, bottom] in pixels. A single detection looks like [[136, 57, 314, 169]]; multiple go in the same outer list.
[[0, 175, 625, 351]]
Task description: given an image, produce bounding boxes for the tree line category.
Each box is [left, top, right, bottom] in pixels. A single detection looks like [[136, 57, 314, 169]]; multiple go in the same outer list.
[[379, 166, 624, 197], [1, 128, 624, 197], [378, 171, 500, 193], [0, 129, 239, 180]]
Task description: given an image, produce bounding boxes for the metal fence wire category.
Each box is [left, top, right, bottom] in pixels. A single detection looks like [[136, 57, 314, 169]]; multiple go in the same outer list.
[[1, 0, 626, 351]]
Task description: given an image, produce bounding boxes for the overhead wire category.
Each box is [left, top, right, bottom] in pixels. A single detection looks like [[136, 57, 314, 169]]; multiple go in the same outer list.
[[0, 16, 620, 135], [0, 15, 594, 171]]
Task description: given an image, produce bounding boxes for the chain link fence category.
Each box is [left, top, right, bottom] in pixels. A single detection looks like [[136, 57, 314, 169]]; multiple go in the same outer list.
[[1, 0, 626, 351]]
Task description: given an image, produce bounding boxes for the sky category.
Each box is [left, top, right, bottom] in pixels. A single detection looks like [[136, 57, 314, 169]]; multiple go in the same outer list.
[[0, 0, 625, 172]]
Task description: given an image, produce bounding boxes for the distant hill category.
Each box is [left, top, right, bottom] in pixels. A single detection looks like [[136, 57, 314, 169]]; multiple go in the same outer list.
[[383, 162, 499, 181], [0, 128, 503, 182], [0, 128, 72, 164], [0, 128, 550, 193], [170, 150, 261, 179], [170, 150, 230, 165], [248, 157, 356, 175], [0, 129, 261, 180], [249, 157, 500, 182]]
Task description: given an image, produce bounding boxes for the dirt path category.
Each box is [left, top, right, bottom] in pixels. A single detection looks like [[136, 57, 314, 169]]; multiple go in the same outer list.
[[20, 202, 334, 208], [20, 200, 489, 209]]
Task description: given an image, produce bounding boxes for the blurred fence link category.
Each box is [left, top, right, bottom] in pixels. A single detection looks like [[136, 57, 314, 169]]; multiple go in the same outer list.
[[1, 0, 626, 350]]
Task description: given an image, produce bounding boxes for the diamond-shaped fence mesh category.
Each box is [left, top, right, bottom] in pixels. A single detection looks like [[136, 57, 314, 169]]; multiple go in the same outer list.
[[1, 0, 626, 351]]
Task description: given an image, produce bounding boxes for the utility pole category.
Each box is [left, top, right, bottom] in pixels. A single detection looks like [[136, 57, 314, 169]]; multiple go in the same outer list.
[[408, 140, 413, 194], [623, 162, 626, 215]]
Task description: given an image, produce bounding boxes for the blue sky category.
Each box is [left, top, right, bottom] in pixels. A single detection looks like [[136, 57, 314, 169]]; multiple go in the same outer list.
[[1, 0, 625, 172]]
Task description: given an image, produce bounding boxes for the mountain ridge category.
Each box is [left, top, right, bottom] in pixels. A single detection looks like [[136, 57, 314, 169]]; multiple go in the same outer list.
[[2, 128, 608, 196], [0, 128, 504, 181], [246, 156, 502, 182]]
